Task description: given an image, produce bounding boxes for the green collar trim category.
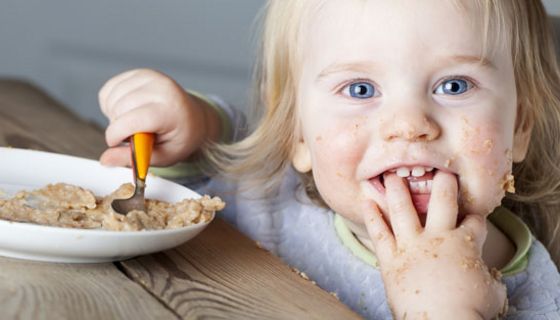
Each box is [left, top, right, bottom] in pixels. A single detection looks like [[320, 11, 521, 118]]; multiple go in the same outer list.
[[334, 214, 379, 267], [488, 207, 532, 276], [334, 207, 532, 276], [149, 161, 203, 179]]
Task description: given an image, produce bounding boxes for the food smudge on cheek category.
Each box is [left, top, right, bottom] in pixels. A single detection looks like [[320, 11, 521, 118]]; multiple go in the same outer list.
[[482, 139, 494, 153], [455, 116, 514, 216], [500, 149, 515, 193], [460, 119, 506, 170], [444, 156, 456, 168], [501, 173, 515, 193], [461, 118, 497, 157]]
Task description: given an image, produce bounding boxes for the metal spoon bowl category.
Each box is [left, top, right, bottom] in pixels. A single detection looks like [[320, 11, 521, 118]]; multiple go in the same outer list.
[[111, 179, 146, 214], [110, 133, 154, 215]]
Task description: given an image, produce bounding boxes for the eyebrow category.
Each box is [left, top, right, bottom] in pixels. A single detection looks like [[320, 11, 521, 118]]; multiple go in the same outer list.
[[316, 55, 496, 81], [317, 61, 378, 81], [449, 55, 496, 69]]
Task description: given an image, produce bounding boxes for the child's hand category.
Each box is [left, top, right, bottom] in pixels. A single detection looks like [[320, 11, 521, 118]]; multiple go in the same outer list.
[[98, 69, 221, 167], [363, 172, 507, 319]]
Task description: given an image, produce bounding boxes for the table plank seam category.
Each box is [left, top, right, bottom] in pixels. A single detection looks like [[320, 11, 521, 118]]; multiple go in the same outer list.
[[114, 261, 182, 320]]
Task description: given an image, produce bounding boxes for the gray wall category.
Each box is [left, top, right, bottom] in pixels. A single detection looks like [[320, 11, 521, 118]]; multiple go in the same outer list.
[[0, 1, 558, 127], [0, 1, 263, 126], [544, 0, 560, 15]]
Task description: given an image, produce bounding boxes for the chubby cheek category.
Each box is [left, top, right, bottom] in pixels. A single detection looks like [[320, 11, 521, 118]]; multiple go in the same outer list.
[[310, 121, 368, 220], [456, 119, 514, 216]]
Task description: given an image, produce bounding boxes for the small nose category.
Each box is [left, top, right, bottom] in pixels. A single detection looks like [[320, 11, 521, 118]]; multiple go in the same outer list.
[[380, 113, 440, 142]]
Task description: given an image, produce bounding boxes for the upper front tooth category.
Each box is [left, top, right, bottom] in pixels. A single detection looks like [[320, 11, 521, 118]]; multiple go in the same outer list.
[[412, 166, 426, 177], [396, 167, 410, 177]]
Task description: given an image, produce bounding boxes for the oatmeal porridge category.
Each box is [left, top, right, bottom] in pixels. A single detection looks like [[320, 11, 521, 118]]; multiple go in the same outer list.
[[0, 183, 225, 231]]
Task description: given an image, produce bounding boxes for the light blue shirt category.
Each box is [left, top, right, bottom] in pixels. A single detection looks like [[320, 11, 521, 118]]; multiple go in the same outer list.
[[161, 97, 560, 319], [201, 168, 560, 319]]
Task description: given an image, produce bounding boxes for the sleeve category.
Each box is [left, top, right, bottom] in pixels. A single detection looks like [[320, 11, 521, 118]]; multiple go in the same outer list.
[[503, 239, 560, 319]]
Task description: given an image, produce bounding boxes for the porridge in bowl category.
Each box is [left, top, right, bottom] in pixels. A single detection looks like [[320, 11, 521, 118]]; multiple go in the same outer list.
[[0, 183, 225, 231]]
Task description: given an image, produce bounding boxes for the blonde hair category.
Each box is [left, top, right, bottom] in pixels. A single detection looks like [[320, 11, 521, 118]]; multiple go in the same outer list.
[[500, 0, 560, 267], [206, 1, 315, 195], [207, 0, 560, 265]]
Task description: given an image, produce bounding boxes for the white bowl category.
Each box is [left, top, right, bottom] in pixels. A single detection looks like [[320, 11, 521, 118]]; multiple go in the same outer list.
[[0, 147, 213, 263]]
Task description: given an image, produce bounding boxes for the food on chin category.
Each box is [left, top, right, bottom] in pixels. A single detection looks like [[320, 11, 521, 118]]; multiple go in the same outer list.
[[0, 183, 225, 231]]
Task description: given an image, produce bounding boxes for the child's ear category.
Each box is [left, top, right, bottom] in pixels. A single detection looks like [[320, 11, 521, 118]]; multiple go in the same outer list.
[[292, 140, 312, 173], [512, 103, 534, 162]]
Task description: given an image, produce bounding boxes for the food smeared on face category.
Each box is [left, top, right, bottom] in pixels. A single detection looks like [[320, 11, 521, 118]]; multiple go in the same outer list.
[[501, 173, 515, 193], [295, 0, 519, 227]]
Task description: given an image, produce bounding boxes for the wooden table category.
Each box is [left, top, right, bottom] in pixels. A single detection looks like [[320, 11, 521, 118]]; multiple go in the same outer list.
[[0, 79, 360, 319]]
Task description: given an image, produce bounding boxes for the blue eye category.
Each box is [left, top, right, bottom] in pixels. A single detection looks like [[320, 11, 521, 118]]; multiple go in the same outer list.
[[434, 78, 473, 95], [346, 82, 377, 99]]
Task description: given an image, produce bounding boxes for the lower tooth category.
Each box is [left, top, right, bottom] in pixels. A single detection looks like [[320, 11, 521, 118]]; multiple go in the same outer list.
[[408, 180, 433, 193]]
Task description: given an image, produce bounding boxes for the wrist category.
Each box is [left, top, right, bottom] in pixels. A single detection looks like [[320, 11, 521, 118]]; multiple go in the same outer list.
[[391, 305, 485, 320], [186, 90, 231, 144], [381, 265, 503, 319]]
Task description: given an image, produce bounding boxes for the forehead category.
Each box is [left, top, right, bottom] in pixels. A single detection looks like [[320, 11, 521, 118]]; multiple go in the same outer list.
[[298, 0, 506, 69]]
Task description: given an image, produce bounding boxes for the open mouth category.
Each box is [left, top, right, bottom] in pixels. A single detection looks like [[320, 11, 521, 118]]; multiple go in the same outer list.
[[369, 165, 437, 215]]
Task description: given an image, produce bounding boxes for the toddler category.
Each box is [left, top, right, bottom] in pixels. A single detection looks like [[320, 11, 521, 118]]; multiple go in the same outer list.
[[98, 0, 560, 318]]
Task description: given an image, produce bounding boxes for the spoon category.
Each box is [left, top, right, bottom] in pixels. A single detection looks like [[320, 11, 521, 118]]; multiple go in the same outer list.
[[111, 132, 154, 215]]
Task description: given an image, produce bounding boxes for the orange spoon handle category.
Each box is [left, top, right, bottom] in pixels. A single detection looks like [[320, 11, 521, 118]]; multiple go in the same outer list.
[[131, 132, 154, 181]]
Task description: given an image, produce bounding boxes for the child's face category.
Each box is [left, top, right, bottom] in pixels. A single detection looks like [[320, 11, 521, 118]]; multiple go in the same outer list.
[[293, 0, 527, 224]]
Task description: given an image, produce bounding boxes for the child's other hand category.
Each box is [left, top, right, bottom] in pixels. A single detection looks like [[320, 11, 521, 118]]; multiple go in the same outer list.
[[98, 69, 220, 167], [363, 171, 507, 319]]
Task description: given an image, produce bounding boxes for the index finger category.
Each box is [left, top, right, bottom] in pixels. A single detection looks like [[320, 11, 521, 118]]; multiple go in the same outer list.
[[384, 173, 422, 241], [105, 104, 162, 147], [362, 200, 395, 262], [99, 69, 141, 117]]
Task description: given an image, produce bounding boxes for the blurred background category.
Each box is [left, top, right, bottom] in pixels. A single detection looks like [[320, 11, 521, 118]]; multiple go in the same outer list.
[[0, 0, 558, 127]]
